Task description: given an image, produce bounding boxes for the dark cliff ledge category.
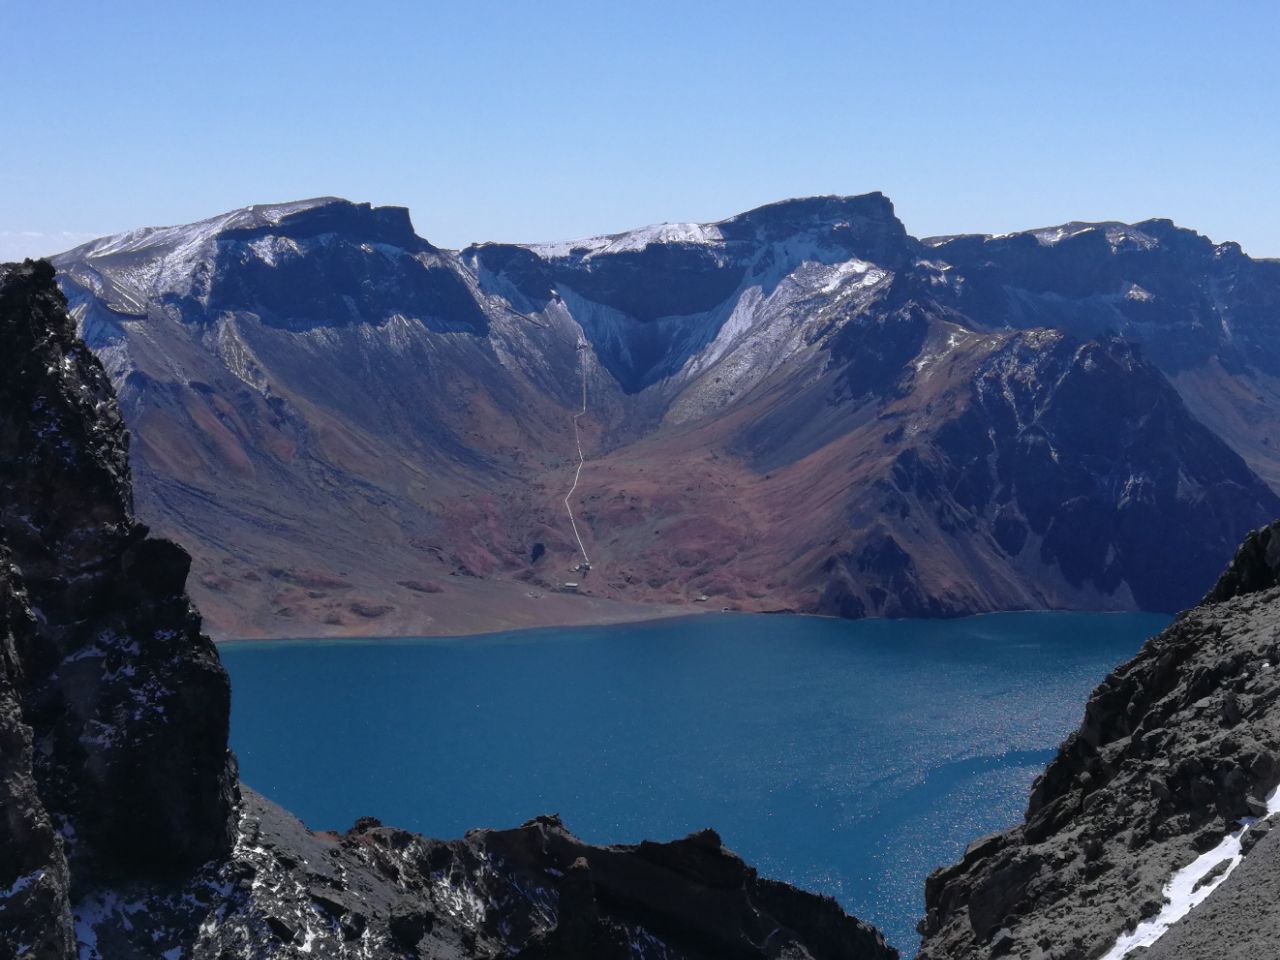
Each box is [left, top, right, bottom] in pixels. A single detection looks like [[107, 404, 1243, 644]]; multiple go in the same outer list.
[[917, 520, 1280, 960], [1203, 520, 1280, 604], [0, 258, 895, 959], [217, 200, 427, 252]]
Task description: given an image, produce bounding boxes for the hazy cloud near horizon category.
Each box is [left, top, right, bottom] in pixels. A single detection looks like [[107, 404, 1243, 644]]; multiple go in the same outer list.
[[0, 230, 102, 263]]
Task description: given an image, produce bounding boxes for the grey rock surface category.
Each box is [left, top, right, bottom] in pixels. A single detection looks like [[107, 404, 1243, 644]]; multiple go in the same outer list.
[[1139, 819, 1280, 959], [1204, 521, 1280, 605]]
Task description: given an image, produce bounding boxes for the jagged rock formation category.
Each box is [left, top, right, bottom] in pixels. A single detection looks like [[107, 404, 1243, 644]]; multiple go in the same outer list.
[[0, 260, 238, 957], [917, 519, 1280, 960], [77, 791, 894, 959], [1203, 520, 1280, 604], [0, 547, 75, 959], [921, 222, 1280, 490], [0, 261, 896, 959], [49, 196, 1280, 637]]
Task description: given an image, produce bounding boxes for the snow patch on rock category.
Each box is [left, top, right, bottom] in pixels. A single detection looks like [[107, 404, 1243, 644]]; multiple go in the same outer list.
[[1100, 785, 1280, 959], [525, 222, 724, 259]]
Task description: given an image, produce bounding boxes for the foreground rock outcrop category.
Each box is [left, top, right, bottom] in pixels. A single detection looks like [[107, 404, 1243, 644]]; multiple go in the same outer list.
[[0, 260, 238, 954], [918, 520, 1280, 959], [77, 790, 892, 959], [0, 259, 895, 959]]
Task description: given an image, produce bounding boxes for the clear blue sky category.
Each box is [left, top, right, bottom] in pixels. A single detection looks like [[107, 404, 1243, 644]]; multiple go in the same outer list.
[[3, 0, 1277, 259]]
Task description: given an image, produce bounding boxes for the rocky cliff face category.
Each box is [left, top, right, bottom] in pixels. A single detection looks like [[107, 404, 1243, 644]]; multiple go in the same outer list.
[[0, 546, 75, 958], [922, 221, 1280, 491], [0, 260, 896, 959], [0, 260, 238, 958], [471, 193, 914, 391], [917, 519, 1280, 960], [50, 197, 1280, 637]]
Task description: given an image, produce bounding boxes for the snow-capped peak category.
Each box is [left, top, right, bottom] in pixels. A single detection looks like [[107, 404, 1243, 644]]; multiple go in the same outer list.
[[61, 198, 345, 262], [1030, 221, 1160, 251], [524, 222, 726, 260]]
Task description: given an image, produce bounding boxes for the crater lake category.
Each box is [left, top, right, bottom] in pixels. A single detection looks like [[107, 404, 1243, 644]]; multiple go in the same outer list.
[[221, 610, 1167, 953]]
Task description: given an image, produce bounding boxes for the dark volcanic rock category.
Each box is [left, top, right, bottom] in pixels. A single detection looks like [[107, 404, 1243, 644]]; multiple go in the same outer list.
[[917, 528, 1280, 960], [924, 219, 1280, 377], [0, 262, 238, 905], [807, 326, 1280, 619], [1137, 817, 1280, 959], [1, 256, 894, 960], [206, 202, 489, 333], [1203, 520, 1280, 604], [73, 791, 896, 960], [0, 547, 75, 959], [950, 331, 1277, 612]]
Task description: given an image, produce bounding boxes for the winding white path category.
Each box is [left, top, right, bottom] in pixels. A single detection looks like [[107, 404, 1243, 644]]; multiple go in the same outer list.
[[563, 345, 590, 566]]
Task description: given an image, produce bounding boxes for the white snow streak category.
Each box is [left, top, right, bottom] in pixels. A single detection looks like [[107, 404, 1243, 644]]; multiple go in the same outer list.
[[526, 222, 723, 259], [1099, 786, 1280, 959], [2, 869, 43, 899]]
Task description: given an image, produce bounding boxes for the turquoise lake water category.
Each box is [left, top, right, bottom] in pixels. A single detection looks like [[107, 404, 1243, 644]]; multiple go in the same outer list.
[[220, 610, 1168, 954]]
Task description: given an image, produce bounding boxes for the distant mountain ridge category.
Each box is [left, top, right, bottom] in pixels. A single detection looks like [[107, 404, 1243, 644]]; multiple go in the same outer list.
[[49, 194, 1280, 637]]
